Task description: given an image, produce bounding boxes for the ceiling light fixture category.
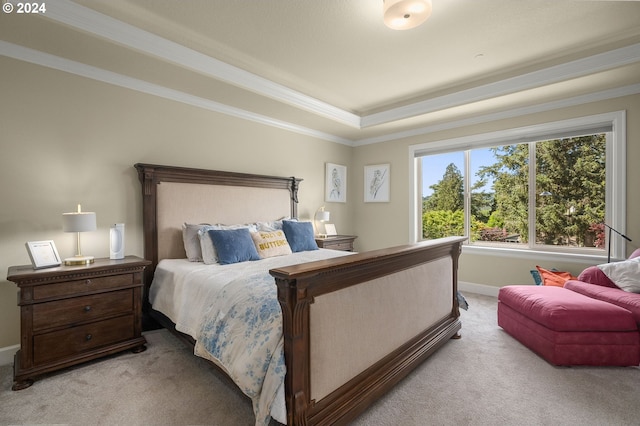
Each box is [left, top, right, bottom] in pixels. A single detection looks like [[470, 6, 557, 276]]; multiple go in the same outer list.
[[383, 0, 432, 30]]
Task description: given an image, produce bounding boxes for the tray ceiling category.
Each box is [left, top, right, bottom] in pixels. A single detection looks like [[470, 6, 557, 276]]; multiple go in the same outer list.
[[1, 0, 640, 145]]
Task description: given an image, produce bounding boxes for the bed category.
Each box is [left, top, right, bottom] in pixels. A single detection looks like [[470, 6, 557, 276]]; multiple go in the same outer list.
[[135, 163, 465, 426]]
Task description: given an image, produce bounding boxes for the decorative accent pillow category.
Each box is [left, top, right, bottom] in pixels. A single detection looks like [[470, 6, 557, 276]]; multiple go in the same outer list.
[[208, 228, 261, 265], [197, 225, 223, 264], [597, 257, 640, 293], [182, 223, 211, 261], [282, 220, 318, 252], [198, 223, 258, 264], [577, 266, 617, 288], [535, 266, 577, 287], [529, 269, 543, 286], [251, 230, 292, 258], [256, 217, 295, 232]]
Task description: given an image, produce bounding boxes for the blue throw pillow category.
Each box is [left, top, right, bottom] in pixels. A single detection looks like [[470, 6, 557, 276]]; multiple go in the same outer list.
[[282, 220, 318, 252], [208, 228, 260, 265]]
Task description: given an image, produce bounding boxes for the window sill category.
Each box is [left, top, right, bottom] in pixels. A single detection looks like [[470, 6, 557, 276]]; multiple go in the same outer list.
[[461, 244, 617, 265]]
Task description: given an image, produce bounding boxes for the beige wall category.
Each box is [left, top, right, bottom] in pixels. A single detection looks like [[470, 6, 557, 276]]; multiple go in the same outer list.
[[352, 94, 640, 287], [0, 57, 352, 348], [2, 53, 638, 349]]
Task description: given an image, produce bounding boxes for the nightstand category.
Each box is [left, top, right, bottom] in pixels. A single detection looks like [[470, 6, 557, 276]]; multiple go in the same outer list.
[[7, 256, 150, 391], [315, 235, 357, 251]]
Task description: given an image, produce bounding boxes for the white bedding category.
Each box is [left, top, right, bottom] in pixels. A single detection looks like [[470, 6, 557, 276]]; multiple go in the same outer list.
[[149, 249, 352, 425]]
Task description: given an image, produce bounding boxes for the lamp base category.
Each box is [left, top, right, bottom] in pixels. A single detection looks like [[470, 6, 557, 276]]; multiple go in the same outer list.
[[64, 255, 95, 266]]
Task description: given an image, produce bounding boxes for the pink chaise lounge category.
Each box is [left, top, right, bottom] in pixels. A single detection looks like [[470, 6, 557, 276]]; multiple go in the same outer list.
[[498, 249, 640, 366], [498, 285, 640, 366]]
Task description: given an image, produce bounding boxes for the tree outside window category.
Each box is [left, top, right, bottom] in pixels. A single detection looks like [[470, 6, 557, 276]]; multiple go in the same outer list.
[[421, 134, 606, 253]]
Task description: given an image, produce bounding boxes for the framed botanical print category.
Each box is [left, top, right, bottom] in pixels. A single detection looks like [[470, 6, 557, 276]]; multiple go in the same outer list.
[[364, 164, 390, 202], [325, 163, 346, 203]]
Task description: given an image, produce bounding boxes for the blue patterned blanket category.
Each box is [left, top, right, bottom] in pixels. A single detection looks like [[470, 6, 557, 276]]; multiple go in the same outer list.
[[194, 272, 285, 426]]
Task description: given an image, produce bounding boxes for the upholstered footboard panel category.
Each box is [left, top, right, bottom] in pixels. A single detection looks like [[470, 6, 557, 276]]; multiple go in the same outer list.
[[309, 256, 453, 402], [271, 236, 465, 426]]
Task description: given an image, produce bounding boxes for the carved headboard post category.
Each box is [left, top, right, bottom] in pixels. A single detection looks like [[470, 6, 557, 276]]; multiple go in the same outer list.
[[290, 176, 300, 218], [135, 164, 159, 311]]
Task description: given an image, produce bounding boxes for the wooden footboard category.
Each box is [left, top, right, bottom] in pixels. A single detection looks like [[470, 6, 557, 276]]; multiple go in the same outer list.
[[270, 236, 465, 426]]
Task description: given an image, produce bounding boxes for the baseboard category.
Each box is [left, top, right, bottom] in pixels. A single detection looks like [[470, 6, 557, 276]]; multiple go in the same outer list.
[[459, 281, 500, 298], [0, 344, 18, 367]]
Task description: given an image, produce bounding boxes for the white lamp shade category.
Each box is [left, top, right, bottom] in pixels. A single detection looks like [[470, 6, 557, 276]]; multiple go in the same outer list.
[[384, 0, 432, 30], [63, 211, 97, 232], [315, 210, 330, 222]]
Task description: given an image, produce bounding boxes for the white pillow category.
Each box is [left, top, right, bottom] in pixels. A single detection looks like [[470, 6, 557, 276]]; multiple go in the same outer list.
[[197, 225, 223, 264], [198, 223, 258, 264], [182, 223, 211, 261], [597, 257, 640, 293], [256, 217, 295, 232]]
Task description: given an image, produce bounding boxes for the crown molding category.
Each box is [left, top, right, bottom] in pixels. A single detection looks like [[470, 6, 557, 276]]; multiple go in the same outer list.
[[43, 0, 361, 128], [40, 1, 640, 133], [361, 43, 640, 128], [3, 39, 638, 148], [354, 83, 640, 146], [0, 41, 353, 146], [3, 0, 640, 147]]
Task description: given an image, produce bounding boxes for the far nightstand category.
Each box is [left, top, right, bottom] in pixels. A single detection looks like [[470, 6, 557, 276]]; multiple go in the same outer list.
[[7, 256, 150, 390], [315, 235, 357, 252]]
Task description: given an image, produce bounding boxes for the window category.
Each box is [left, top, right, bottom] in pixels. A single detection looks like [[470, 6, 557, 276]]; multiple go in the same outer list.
[[410, 112, 626, 260]]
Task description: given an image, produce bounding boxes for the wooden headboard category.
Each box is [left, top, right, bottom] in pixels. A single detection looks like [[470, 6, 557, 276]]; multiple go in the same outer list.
[[134, 163, 302, 291]]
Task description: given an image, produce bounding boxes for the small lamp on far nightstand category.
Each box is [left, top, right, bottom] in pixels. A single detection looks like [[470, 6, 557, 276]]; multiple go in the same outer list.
[[62, 204, 97, 265], [314, 206, 331, 238]]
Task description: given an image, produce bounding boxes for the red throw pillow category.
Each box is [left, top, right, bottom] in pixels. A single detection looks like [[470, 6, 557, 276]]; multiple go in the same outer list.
[[577, 266, 617, 288], [535, 266, 578, 287]]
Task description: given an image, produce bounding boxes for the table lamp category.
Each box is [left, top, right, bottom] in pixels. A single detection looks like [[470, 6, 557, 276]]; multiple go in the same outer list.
[[62, 204, 97, 265], [314, 206, 331, 238]]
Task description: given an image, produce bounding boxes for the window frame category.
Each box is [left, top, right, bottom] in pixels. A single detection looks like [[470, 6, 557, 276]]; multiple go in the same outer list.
[[409, 111, 627, 262]]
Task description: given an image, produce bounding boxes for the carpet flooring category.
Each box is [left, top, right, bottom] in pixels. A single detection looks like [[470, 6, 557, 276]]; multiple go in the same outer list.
[[1, 292, 639, 425]]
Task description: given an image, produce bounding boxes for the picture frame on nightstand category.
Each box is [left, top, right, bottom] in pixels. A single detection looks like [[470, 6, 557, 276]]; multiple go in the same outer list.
[[25, 240, 61, 269], [324, 223, 337, 236]]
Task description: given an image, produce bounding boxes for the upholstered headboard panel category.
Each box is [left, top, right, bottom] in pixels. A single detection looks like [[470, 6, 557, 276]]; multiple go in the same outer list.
[[157, 182, 293, 260], [135, 163, 301, 288]]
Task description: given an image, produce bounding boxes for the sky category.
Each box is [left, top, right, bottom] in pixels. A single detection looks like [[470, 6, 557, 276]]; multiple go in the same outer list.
[[421, 148, 496, 197]]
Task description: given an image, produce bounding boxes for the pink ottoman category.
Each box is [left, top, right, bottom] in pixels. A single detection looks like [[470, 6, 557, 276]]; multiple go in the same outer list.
[[498, 285, 640, 366]]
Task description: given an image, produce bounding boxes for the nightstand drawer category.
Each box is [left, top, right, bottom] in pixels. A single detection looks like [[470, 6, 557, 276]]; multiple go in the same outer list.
[[32, 274, 134, 300], [315, 235, 357, 251], [326, 242, 353, 251], [33, 314, 135, 365], [33, 289, 133, 331]]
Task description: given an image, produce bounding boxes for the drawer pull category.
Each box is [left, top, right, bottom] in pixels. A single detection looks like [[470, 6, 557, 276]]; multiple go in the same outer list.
[[85, 279, 92, 285], [85, 334, 92, 341], [84, 305, 91, 312]]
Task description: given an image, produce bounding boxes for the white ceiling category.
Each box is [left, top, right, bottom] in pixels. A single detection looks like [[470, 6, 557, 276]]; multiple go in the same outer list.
[[2, 0, 640, 145]]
